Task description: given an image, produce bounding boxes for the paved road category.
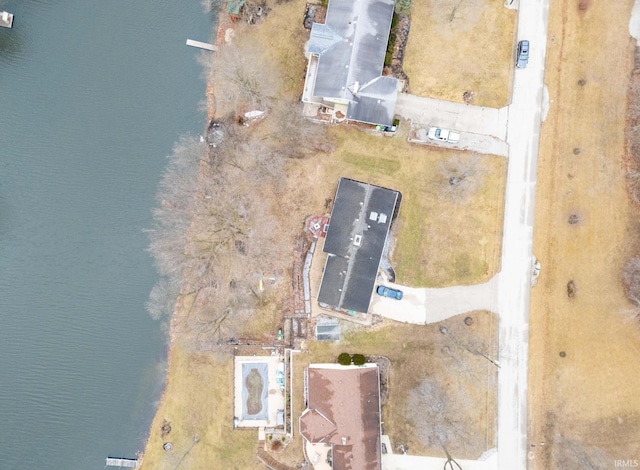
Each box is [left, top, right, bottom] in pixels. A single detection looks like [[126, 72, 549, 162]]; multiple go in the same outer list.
[[496, 0, 550, 468], [384, 2, 549, 468], [382, 447, 498, 470]]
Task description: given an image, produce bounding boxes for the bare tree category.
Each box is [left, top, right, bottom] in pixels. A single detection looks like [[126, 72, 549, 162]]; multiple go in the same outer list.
[[146, 118, 298, 345], [267, 101, 336, 159], [435, 153, 485, 203], [406, 378, 474, 453], [201, 31, 281, 114], [147, 31, 333, 346], [147, 136, 203, 282]]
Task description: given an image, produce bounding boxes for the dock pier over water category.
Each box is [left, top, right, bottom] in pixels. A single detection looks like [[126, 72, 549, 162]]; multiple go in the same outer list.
[[105, 457, 139, 468], [0, 11, 14, 28]]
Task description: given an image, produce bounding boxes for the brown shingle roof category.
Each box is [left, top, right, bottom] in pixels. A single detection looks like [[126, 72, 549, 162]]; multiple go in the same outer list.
[[299, 365, 382, 470], [299, 409, 337, 442]]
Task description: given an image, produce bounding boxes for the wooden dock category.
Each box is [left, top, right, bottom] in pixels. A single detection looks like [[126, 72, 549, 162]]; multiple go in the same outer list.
[[0, 11, 14, 28], [105, 457, 139, 468], [186, 39, 218, 52]]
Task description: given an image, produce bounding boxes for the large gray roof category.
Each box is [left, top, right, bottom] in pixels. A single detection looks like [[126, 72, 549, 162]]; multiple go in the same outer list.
[[318, 178, 400, 313], [308, 0, 398, 126]]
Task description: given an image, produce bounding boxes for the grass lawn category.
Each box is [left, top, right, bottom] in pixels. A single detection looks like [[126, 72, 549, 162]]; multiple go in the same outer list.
[[139, 347, 258, 470], [528, 0, 640, 467], [217, 0, 508, 287], [140, 1, 508, 467], [286, 124, 507, 287], [403, 0, 516, 107]]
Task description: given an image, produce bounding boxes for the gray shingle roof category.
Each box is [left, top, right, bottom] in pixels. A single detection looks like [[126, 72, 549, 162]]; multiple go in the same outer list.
[[307, 0, 398, 126], [318, 178, 400, 313]]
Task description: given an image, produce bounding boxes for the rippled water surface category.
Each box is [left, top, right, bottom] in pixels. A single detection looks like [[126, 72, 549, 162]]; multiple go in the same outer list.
[[0, 1, 212, 467]]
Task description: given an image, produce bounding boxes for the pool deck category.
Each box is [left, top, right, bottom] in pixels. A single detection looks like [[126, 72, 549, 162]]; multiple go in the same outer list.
[[234, 355, 285, 428]]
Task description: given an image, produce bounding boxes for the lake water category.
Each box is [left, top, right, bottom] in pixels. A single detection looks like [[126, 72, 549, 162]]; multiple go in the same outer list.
[[0, 1, 213, 467]]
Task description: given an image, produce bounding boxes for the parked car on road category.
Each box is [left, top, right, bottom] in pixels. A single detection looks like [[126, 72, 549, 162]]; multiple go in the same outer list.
[[516, 40, 529, 68], [427, 127, 461, 144], [376, 285, 403, 300]]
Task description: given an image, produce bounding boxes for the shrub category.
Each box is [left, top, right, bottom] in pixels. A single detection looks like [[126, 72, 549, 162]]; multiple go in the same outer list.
[[387, 33, 397, 54], [352, 354, 366, 366], [385, 52, 393, 66], [391, 13, 399, 30], [338, 353, 352, 366], [394, 0, 412, 15]]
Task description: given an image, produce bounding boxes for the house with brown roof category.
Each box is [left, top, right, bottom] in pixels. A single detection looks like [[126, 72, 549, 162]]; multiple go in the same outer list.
[[299, 364, 382, 470]]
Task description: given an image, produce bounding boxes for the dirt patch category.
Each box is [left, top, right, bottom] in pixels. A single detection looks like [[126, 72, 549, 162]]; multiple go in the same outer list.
[[244, 368, 265, 415], [577, 0, 590, 12]]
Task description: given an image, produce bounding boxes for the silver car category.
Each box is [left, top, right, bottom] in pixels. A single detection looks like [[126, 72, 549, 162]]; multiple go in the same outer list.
[[516, 40, 529, 68]]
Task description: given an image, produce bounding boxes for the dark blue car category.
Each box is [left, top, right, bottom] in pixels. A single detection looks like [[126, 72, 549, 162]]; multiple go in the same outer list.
[[376, 285, 403, 300]]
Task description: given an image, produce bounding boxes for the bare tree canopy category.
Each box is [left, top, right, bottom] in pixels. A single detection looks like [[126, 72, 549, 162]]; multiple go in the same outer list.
[[199, 31, 281, 114], [435, 154, 486, 203], [406, 378, 475, 453], [147, 24, 334, 347]]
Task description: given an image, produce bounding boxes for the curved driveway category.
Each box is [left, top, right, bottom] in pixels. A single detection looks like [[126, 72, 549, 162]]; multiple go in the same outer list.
[[370, 275, 499, 324]]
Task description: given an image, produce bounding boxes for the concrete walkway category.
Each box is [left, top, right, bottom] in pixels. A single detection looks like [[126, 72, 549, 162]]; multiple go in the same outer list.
[[382, 450, 498, 470], [370, 276, 500, 324]]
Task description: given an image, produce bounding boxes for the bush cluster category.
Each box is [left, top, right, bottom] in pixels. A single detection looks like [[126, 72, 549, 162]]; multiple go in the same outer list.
[[337, 353, 367, 366]]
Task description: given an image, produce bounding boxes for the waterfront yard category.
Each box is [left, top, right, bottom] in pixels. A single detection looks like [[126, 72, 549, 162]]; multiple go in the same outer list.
[[139, 347, 257, 470], [140, 0, 509, 467], [286, 124, 507, 287], [277, 313, 498, 464]]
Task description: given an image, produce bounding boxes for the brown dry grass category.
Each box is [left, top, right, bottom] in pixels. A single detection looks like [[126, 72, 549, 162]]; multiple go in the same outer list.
[[403, 0, 516, 107], [139, 347, 258, 470], [284, 125, 507, 287], [528, 0, 640, 467], [140, 0, 508, 467], [213, 0, 508, 287]]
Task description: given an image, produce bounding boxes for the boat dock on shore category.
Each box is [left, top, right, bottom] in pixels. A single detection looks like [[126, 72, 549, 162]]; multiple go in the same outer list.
[[0, 11, 14, 28], [186, 39, 218, 51], [105, 457, 139, 468]]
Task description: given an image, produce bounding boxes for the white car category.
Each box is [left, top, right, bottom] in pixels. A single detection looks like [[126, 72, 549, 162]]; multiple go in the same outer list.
[[427, 127, 461, 144]]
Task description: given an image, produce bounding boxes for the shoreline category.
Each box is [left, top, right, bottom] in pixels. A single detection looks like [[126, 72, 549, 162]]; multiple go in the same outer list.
[[138, 4, 234, 466]]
